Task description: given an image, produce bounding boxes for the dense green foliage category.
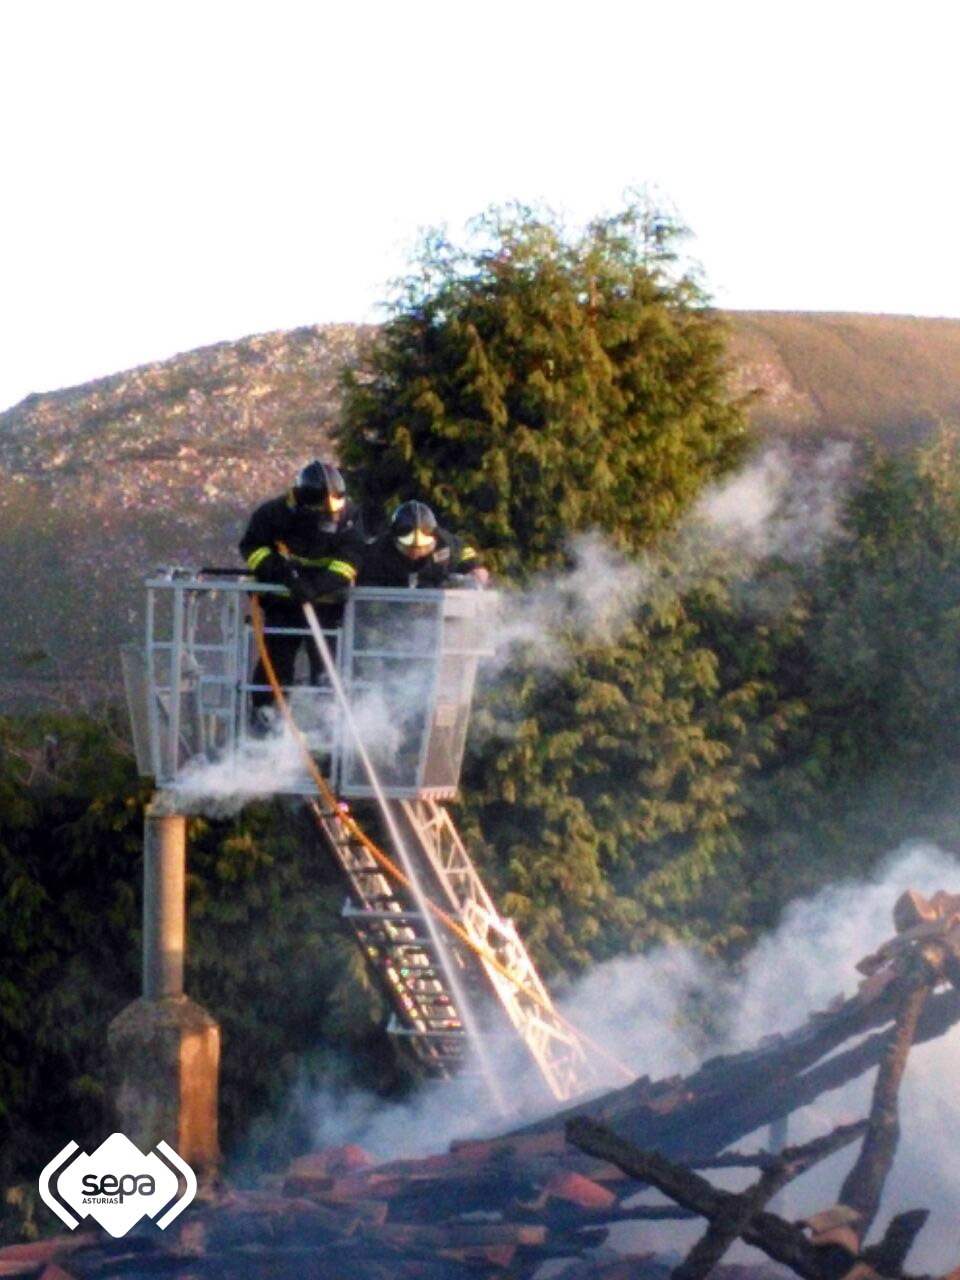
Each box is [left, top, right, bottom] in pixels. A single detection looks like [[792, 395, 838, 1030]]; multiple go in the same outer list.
[[456, 595, 788, 972], [0, 718, 402, 1238], [5, 198, 960, 1243], [734, 435, 960, 915], [0, 715, 144, 1200], [339, 201, 777, 971], [339, 202, 749, 566]]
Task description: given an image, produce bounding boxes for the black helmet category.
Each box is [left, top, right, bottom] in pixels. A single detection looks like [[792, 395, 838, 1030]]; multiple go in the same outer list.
[[294, 460, 347, 527], [392, 501, 437, 559]]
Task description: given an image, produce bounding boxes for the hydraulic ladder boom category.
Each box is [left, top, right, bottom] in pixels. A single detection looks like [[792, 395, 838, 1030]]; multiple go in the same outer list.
[[399, 798, 604, 1102], [128, 577, 629, 1107], [312, 801, 470, 1078], [313, 796, 607, 1101], [300, 601, 618, 1105]]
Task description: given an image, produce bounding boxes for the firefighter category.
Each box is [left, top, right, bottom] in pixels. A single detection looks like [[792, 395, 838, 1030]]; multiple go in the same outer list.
[[359, 501, 490, 589], [240, 460, 365, 713]]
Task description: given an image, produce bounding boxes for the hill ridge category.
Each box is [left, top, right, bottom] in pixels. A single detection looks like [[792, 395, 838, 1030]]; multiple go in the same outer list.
[[2, 311, 959, 691]]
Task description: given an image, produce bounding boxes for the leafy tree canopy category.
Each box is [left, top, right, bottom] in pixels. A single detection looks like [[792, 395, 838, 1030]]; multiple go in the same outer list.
[[336, 199, 780, 974], [731, 430, 960, 919], [339, 199, 750, 571], [0, 715, 401, 1238]]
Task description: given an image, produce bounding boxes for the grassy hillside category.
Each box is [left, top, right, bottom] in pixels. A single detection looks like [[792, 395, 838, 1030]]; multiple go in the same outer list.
[[728, 311, 960, 443], [1, 311, 958, 700], [0, 325, 368, 698]]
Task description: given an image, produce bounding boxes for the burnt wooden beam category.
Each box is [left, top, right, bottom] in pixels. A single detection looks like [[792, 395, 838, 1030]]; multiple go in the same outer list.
[[692, 1150, 783, 1171], [861, 1209, 930, 1275], [839, 955, 937, 1239], [566, 1115, 868, 1280], [510, 980, 960, 1172], [676, 1121, 872, 1280], [672, 1166, 802, 1280]]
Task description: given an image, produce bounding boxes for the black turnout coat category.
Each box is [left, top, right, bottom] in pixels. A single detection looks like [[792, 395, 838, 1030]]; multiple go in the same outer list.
[[239, 492, 365, 613], [358, 527, 483, 588]]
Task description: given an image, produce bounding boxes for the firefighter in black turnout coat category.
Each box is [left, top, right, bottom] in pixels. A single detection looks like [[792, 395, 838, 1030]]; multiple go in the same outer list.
[[359, 501, 490, 589], [240, 460, 364, 711]]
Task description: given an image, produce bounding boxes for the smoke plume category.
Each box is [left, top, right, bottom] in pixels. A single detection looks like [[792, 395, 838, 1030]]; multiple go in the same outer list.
[[693, 440, 853, 567], [172, 442, 852, 807], [483, 441, 854, 680], [301, 841, 960, 1270], [173, 718, 312, 817]]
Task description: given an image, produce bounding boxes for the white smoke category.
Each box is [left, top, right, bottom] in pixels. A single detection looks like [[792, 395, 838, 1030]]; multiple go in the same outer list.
[[555, 946, 712, 1084], [721, 839, 960, 1271], [310, 1067, 533, 1164], [479, 531, 654, 674], [302, 842, 960, 1271], [173, 718, 313, 817], [348, 688, 402, 760], [170, 678, 420, 816], [481, 442, 854, 683], [592, 841, 960, 1270], [727, 840, 960, 1045], [693, 441, 853, 566]]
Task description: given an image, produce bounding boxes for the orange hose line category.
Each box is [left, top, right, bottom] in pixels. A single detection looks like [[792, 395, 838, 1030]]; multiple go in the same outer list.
[[250, 593, 635, 1084]]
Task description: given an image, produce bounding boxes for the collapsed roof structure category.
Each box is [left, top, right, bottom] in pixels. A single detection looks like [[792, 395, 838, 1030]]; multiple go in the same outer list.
[[11, 887, 960, 1279]]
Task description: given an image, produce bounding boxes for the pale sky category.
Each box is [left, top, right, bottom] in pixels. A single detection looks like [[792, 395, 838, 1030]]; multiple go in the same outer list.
[[2, 0, 959, 414]]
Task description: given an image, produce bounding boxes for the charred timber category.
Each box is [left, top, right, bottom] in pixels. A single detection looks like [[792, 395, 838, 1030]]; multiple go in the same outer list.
[[565, 1115, 926, 1280], [838, 953, 937, 1238], [862, 1210, 931, 1275], [510, 970, 960, 1162]]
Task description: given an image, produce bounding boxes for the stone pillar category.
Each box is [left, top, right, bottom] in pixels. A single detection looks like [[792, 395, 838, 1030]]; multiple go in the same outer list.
[[108, 794, 220, 1178], [143, 801, 186, 999]]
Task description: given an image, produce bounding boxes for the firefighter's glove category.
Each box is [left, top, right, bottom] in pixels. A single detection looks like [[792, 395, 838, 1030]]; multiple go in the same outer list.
[[262, 553, 312, 603], [284, 566, 315, 604], [256, 551, 292, 585]]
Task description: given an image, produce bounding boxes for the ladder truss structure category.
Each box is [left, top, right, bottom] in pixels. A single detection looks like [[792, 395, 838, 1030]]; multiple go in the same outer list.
[[399, 798, 600, 1101], [124, 573, 625, 1104]]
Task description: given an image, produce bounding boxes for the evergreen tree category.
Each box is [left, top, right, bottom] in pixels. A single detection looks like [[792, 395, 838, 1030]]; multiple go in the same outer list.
[[337, 201, 776, 972], [808, 436, 960, 783], [339, 201, 749, 565], [0, 715, 400, 1239], [733, 432, 960, 918]]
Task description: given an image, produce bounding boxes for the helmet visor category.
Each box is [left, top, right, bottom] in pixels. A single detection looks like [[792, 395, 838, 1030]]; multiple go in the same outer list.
[[300, 489, 346, 515], [395, 528, 436, 551]]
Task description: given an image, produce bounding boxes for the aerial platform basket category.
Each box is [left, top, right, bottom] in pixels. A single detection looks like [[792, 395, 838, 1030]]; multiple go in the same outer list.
[[122, 573, 616, 1104], [122, 574, 499, 800]]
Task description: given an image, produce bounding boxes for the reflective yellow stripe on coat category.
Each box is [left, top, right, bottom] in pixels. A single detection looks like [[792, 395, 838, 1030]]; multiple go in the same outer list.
[[246, 546, 274, 572]]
